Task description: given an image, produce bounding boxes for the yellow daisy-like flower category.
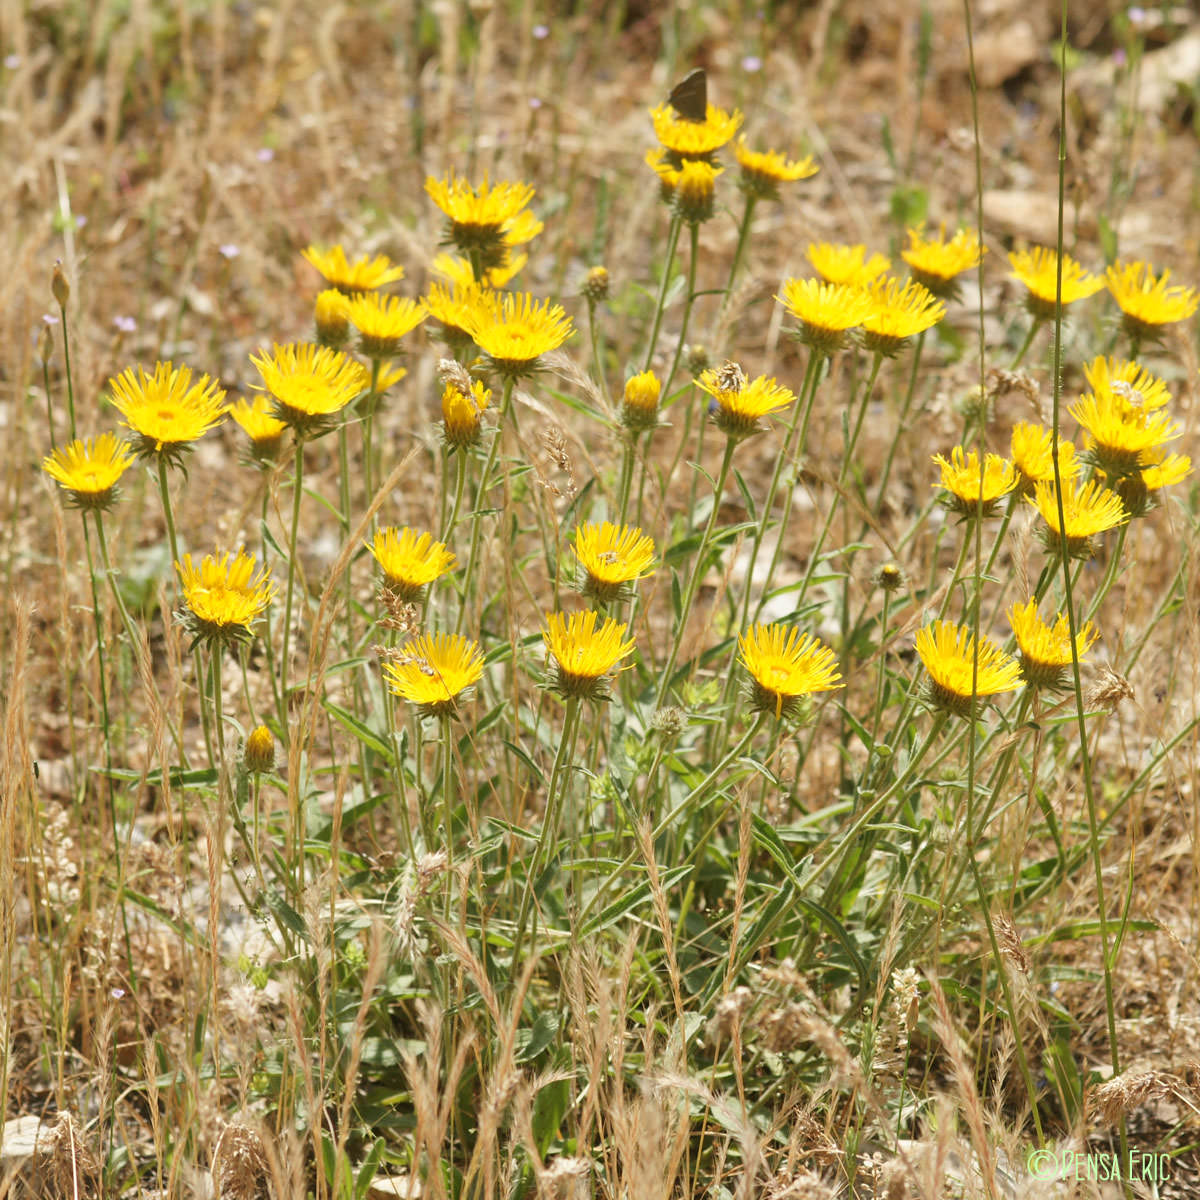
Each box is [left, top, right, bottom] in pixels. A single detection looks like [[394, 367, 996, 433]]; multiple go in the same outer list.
[[1106, 260, 1200, 343], [302, 245, 405, 294], [425, 174, 537, 274], [543, 610, 636, 701], [502, 209, 543, 249], [901, 225, 985, 297], [375, 361, 408, 392], [368, 527, 456, 600], [621, 370, 663, 432], [1010, 422, 1078, 495], [1027, 477, 1128, 559], [461, 290, 573, 377], [696, 362, 795, 441], [383, 632, 485, 719], [343, 293, 427, 358], [176, 549, 274, 648], [440, 376, 490, 449], [738, 623, 843, 720], [1082, 356, 1172, 414], [42, 433, 135, 511], [432, 251, 527, 291], [860, 277, 945, 356], [808, 242, 891, 288], [932, 446, 1019, 518], [777, 278, 874, 357], [230, 395, 289, 465], [314, 288, 351, 349], [734, 138, 818, 200], [915, 620, 1022, 719], [424, 282, 497, 348], [250, 343, 370, 438], [573, 522, 656, 600], [1069, 389, 1181, 478], [668, 159, 722, 225], [109, 361, 228, 463], [1007, 247, 1104, 320], [650, 102, 743, 162], [1008, 599, 1098, 690], [1106, 446, 1193, 518]]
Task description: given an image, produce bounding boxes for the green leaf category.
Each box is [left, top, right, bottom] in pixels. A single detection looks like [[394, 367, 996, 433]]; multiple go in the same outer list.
[[579, 865, 691, 938], [323, 701, 393, 762]]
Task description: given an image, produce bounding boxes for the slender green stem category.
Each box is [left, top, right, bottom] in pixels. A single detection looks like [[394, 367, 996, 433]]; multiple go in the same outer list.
[[1008, 318, 1043, 370], [615, 434, 638, 528], [656, 438, 736, 708], [659, 222, 702, 403], [58, 300, 77, 441], [642, 213, 683, 372], [441, 715, 456, 919], [280, 439, 306, 733], [873, 331, 927, 514], [586, 300, 608, 405], [442, 446, 470, 545], [713, 193, 757, 346], [510, 697, 582, 970], [42, 353, 57, 448], [456, 377, 514, 635]]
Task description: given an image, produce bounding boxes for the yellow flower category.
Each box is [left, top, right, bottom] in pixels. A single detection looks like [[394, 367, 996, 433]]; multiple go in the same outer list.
[[1082, 356, 1172, 414], [425, 174, 538, 274], [808, 242, 891, 288], [1008, 599, 1097, 690], [243, 725, 276, 774], [650, 102, 743, 161], [696, 362, 795, 441], [432, 251, 527, 291], [669, 159, 722, 225], [230, 395, 289, 465], [314, 288, 351, 349], [1106, 260, 1199, 343], [734, 138, 818, 200], [1010, 422, 1078, 494], [860, 277, 945, 356], [1106, 446, 1193, 518], [440, 375, 490, 448], [42, 433, 135, 511], [462, 290, 573, 376], [250, 343, 370, 438], [915, 620, 1022, 718], [1069, 388, 1181, 478], [1007, 247, 1104, 319], [368, 527, 456, 599], [1138, 447, 1191, 492], [932, 446, 1019, 518], [621, 370, 663, 432], [383, 633, 484, 719], [375, 361, 408, 392], [901, 225, 985, 297], [425, 282, 496, 347], [573, 522, 656, 600], [543, 610, 635, 700], [1027, 477, 1128, 559], [176, 549, 274, 647], [738, 624, 843, 720], [302, 244, 405, 294], [581, 266, 610, 304], [109, 362, 228, 462], [344, 293, 427, 358], [777, 278, 874, 356]]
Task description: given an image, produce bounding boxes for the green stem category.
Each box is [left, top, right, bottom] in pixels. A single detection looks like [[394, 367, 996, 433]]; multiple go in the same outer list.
[[58, 300, 77, 441], [656, 438, 736, 708], [1008, 318, 1043, 370], [873, 330, 927, 515], [456, 377, 514, 635], [642, 213, 683, 372], [659, 221, 702, 403], [280, 439, 306, 733], [510, 697, 582, 970]]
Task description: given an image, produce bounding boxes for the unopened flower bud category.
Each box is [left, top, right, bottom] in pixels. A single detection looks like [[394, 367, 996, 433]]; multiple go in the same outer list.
[[51, 262, 70, 308]]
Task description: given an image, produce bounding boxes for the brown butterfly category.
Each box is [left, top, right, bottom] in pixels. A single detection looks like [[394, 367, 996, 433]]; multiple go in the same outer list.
[[668, 68, 707, 122]]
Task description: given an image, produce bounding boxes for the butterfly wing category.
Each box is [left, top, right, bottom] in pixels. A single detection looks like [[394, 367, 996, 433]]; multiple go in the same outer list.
[[668, 69, 707, 123]]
